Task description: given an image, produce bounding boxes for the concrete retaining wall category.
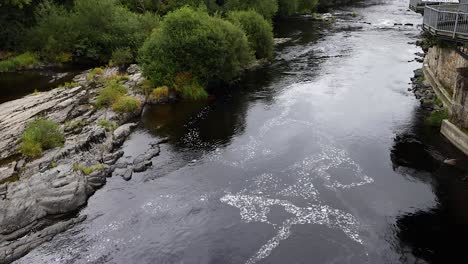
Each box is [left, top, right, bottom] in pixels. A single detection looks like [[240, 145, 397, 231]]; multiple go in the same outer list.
[[441, 120, 468, 155]]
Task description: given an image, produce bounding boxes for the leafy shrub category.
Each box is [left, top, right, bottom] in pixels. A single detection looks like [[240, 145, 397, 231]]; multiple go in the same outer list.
[[112, 96, 141, 113], [224, 0, 278, 20], [20, 118, 64, 157], [173, 72, 208, 100], [96, 80, 128, 108], [110, 47, 133, 67], [151, 86, 170, 101], [27, 0, 159, 63], [0, 52, 38, 72], [228, 10, 274, 60], [139, 7, 253, 89]]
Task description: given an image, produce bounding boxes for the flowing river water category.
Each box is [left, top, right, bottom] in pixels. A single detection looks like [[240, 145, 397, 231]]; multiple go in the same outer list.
[[13, 0, 468, 263]]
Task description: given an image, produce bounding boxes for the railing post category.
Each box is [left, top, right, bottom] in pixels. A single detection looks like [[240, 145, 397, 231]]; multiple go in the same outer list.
[[454, 10, 460, 38]]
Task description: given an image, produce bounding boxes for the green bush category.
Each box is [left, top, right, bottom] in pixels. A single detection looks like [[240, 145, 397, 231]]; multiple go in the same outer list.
[[228, 10, 274, 60], [20, 118, 64, 157], [0, 52, 38, 72], [110, 47, 133, 67], [112, 96, 141, 113], [224, 0, 278, 20], [96, 80, 128, 108], [27, 0, 159, 63], [173, 72, 208, 100], [139, 7, 254, 89]]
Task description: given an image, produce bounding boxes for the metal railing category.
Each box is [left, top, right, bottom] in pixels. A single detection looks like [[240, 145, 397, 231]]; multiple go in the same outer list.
[[423, 4, 468, 40]]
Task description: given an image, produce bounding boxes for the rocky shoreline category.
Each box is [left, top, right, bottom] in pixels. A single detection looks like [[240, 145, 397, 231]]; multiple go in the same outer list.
[[0, 65, 162, 263]]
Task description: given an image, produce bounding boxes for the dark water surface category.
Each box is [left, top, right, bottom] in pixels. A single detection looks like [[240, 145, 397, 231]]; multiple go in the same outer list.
[[0, 68, 83, 104], [16, 1, 468, 263]]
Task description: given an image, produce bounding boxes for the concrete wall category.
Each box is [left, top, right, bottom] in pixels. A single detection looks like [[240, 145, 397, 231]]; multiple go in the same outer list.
[[425, 46, 468, 94], [453, 68, 468, 129], [425, 46, 468, 155]]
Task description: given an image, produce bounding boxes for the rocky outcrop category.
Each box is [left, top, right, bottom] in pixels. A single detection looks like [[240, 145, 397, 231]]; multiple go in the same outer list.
[[0, 65, 152, 263]]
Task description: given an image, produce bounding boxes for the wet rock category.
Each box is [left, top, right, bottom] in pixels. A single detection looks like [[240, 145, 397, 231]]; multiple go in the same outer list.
[[113, 123, 137, 147], [0, 163, 16, 183], [133, 161, 152, 173], [103, 151, 124, 165], [122, 168, 133, 181]]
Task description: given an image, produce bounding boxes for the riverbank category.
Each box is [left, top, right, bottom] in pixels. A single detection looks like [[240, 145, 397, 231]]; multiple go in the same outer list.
[[0, 65, 168, 263]]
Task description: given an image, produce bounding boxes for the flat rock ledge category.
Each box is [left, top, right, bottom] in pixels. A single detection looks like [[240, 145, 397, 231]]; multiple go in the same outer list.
[[0, 65, 157, 263]]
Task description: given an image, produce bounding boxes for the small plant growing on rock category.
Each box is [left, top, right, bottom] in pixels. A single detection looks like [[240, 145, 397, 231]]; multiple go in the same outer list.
[[112, 96, 141, 113], [96, 80, 128, 108], [87, 67, 104, 80], [20, 118, 65, 157], [98, 119, 118, 131], [59, 82, 79, 89], [73, 163, 105, 175]]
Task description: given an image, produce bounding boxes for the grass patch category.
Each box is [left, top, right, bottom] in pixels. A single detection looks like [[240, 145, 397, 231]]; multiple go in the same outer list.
[[72, 163, 105, 175], [59, 82, 79, 89], [112, 96, 141, 113], [425, 109, 448, 127], [98, 119, 118, 131], [0, 52, 39, 72], [96, 80, 128, 108], [20, 118, 64, 157], [106, 73, 130, 83], [150, 86, 169, 101]]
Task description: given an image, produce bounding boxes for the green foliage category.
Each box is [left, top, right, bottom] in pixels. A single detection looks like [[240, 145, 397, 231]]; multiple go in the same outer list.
[[0, 52, 38, 72], [173, 72, 208, 100], [150, 86, 170, 101], [110, 47, 133, 67], [112, 96, 141, 113], [27, 0, 159, 63], [87, 67, 104, 80], [228, 10, 274, 60], [1, 0, 33, 8], [96, 80, 128, 108], [224, 0, 278, 20], [73, 163, 105, 175], [98, 119, 118, 131], [426, 109, 449, 127], [20, 118, 64, 157], [139, 7, 254, 90]]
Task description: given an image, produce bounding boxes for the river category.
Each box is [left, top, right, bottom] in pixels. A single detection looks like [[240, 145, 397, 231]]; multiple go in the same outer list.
[[14, 0, 468, 263]]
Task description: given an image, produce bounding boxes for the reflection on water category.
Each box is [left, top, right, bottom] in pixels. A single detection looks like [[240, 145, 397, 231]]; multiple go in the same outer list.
[[391, 109, 468, 263], [0, 67, 85, 104]]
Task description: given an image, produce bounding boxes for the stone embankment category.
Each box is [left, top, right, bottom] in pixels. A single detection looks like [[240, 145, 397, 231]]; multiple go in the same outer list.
[[0, 65, 162, 263]]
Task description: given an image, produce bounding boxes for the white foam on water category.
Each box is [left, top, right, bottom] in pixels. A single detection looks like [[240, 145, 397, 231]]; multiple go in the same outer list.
[[220, 194, 363, 264]]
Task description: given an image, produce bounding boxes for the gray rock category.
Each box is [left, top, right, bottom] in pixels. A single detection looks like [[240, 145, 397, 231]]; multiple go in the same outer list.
[[133, 160, 152, 173], [122, 168, 133, 181]]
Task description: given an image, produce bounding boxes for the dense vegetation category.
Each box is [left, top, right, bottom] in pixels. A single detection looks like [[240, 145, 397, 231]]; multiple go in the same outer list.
[[0, 0, 359, 99]]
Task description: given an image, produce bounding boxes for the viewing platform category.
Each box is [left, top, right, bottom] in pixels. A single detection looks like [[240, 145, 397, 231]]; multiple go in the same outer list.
[[423, 4, 468, 41]]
